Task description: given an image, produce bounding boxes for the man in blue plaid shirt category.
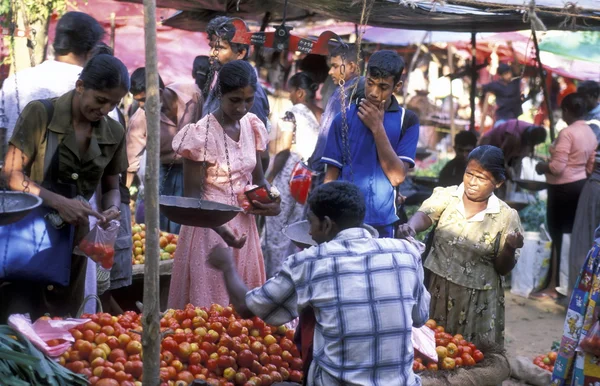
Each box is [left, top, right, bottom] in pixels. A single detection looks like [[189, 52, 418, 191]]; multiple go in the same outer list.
[[208, 181, 430, 385]]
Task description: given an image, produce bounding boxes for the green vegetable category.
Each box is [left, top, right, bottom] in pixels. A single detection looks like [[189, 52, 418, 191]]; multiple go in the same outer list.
[[517, 198, 547, 232], [0, 326, 87, 386]]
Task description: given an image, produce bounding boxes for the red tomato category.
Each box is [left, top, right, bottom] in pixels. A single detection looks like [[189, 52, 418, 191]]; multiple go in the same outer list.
[[473, 350, 484, 363], [461, 353, 476, 366]]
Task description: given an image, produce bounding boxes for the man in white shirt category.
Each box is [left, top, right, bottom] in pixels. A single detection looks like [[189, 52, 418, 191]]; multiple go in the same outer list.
[[0, 11, 105, 146]]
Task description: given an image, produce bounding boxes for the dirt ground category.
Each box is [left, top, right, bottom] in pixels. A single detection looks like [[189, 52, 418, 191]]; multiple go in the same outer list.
[[502, 290, 567, 385]]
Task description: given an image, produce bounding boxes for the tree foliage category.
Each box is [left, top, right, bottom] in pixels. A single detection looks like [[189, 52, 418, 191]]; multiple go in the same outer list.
[[1, 0, 68, 66]]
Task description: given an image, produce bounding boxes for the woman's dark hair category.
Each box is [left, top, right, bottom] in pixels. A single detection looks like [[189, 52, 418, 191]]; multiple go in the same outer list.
[[467, 145, 506, 182], [206, 16, 249, 60], [79, 54, 130, 92], [53, 12, 105, 57], [130, 67, 165, 95], [367, 50, 405, 84], [299, 54, 329, 84], [218, 60, 257, 95], [288, 72, 318, 101], [455, 130, 477, 148], [578, 80, 600, 100], [522, 125, 547, 146], [308, 181, 365, 229], [90, 42, 114, 57], [192, 55, 211, 92], [561, 92, 589, 119]]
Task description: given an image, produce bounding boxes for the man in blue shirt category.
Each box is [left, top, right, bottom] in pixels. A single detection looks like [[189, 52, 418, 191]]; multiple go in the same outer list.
[[308, 44, 361, 176], [322, 50, 420, 238]]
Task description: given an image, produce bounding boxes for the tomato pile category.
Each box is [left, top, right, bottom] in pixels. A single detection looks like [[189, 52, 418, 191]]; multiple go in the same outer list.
[[413, 319, 485, 372], [533, 351, 557, 372], [131, 223, 178, 265], [59, 304, 303, 386]]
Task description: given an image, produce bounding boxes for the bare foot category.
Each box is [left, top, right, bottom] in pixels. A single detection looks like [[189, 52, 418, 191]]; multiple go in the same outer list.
[[530, 288, 559, 300]]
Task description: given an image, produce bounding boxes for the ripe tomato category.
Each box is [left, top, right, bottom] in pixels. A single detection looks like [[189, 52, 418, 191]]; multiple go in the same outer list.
[[454, 357, 464, 367], [461, 353, 476, 366], [473, 350, 484, 363]]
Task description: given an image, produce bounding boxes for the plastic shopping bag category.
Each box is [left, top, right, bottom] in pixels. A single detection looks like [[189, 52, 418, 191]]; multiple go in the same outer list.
[[511, 228, 552, 298], [74, 220, 119, 269], [7, 314, 90, 357], [520, 157, 547, 182], [578, 320, 600, 356], [412, 325, 437, 363]]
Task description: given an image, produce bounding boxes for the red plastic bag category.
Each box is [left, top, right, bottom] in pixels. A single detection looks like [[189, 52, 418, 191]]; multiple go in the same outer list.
[[75, 220, 119, 269], [579, 320, 600, 356]]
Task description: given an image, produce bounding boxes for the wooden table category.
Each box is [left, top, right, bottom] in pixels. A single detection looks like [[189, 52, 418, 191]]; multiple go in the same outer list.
[[113, 259, 173, 312]]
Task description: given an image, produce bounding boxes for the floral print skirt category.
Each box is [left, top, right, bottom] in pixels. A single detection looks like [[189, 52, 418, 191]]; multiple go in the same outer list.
[[428, 272, 505, 347]]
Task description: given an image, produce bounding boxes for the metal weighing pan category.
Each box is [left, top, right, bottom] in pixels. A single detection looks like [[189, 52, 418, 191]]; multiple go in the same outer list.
[[283, 220, 380, 250], [512, 179, 548, 192], [410, 176, 439, 189], [0, 191, 43, 226], [159, 196, 243, 228]]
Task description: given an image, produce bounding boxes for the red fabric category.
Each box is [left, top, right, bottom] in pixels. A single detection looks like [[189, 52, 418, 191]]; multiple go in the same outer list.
[[294, 307, 316, 385], [46, 0, 210, 84]]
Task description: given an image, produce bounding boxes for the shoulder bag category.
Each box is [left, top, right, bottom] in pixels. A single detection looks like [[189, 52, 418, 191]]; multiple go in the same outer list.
[[0, 100, 75, 286]]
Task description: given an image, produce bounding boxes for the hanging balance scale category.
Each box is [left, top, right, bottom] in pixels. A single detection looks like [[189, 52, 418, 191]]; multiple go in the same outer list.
[[160, 11, 346, 228], [0, 10, 43, 226]]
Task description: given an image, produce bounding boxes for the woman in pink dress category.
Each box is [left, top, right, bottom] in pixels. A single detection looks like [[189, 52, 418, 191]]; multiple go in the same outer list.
[[168, 60, 281, 308]]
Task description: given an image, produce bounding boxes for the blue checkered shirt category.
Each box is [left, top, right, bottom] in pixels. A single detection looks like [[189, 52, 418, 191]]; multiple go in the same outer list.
[[245, 228, 430, 386]]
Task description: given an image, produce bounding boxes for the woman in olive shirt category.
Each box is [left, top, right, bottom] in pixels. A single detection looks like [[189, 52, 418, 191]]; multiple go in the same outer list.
[[0, 54, 130, 321]]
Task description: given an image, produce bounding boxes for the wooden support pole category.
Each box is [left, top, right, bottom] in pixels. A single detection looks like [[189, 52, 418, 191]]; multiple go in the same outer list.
[[532, 28, 555, 142], [448, 44, 456, 146], [141, 0, 161, 384], [110, 13, 116, 52], [469, 32, 477, 132]]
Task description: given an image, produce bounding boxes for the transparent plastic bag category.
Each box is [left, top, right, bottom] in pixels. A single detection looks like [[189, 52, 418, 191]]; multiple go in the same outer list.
[[7, 314, 90, 357], [74, 220, 119, 269], [578, 320, 600, 356]]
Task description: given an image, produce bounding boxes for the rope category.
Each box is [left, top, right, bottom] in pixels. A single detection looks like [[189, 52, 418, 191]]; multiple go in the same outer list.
[[424, 0, 600, 23]]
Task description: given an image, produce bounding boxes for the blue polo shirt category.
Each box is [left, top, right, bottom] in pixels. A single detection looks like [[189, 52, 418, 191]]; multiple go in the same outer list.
[[321, 97, 419, 227]]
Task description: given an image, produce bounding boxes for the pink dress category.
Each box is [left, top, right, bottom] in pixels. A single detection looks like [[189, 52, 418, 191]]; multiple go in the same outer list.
[[167, 113, 268, 309]]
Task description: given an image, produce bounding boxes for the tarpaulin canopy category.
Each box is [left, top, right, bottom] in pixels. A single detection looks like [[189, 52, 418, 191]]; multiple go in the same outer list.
[[117, 0, 600, 33], [48, 0, 210, 84], [451, 31, 600, 80], [538, 31, 600, 63]]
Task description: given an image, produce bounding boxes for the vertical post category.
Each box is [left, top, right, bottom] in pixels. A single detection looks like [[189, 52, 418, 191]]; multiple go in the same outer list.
[[469, 32, 477, 132], [532, 28, 555, 142], [448, 44, 456, 146], [110, 13, 116, 52], [142, 0, 160, 384]]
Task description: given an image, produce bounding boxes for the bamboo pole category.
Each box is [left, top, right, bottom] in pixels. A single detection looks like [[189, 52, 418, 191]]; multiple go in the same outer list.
[[469, 32, 477, 132], [448, 44, 456, 147], [141, 0, 161, 383], [110, 13, 116, 52], [403, 31, 430, 104], [532, 28, 555, 142]]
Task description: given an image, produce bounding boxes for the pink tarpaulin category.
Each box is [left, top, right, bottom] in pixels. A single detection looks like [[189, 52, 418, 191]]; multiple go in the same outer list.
[[47, 0, 210, 84]]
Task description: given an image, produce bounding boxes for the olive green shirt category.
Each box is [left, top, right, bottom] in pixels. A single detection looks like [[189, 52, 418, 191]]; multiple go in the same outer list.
[[420, 184, 523, 290], [9, 90, 128, 200]]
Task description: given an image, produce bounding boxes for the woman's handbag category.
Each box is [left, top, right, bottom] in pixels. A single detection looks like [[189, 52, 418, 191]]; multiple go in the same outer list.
[[0, 100, 75, 286]]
